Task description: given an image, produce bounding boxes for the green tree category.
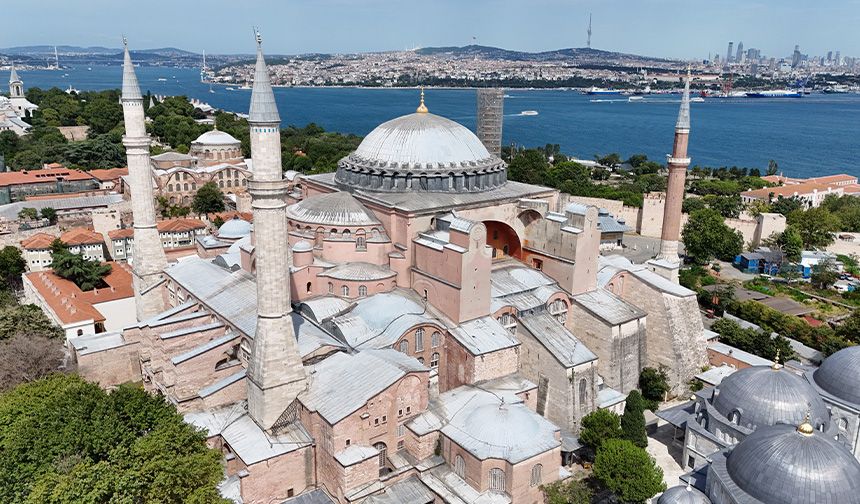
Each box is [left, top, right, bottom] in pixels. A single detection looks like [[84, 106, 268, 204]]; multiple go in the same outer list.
[[579, 409, 623, 454], [0, 246, 26, 289], [595, 152, 622, 168], [620, 390, 648, 448], [682, 208, 743, 264], [541, 478, 593, 504], [0, 130, 21, 160], [593, 439, 666, 504], [776, 226, 803, 262], [682, 197, 707, 214], [639, 367, 669, 405], [766, 159, 779, 176], [0, 374, 228, 503], [192, 182, 226, 215], [39, 207, 58, 225], [810, 258, 840, 289], [50, 240, 112, 291], [711, 318, 795, 362], [507, 149, 550, 185], [81, 92, 124, 134], [17, 207, 38, 220], [768, 196, 803, 216], [787, 207, 840, 248], [62, 134, 126, 169], [0, 290, 63, 341]]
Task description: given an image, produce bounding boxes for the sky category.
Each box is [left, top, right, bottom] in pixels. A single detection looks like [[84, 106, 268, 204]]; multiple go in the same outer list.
[[2, 0, 859, 59]]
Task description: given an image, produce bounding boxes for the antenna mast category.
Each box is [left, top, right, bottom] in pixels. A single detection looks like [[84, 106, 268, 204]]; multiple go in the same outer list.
[[587, 14, 592, 48]]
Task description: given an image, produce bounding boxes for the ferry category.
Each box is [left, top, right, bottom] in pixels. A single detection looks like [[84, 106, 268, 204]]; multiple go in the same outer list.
[[239, 84, 252, 90], [519, 110, 538, 116], [746, 90, 802, 98], [628, 96, 644, 102], [690, 97, 705, 103], [822, 85, 850, 94], [585, 86, 621, 95], [157, 78, 167, 82], [225, 87, 235, 91]]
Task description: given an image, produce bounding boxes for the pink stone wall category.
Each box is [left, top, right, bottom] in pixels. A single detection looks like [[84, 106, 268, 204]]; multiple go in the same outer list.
[[472, 347, 519, 383], [75, 341, 141, 388], [241, 447, 315, 504]]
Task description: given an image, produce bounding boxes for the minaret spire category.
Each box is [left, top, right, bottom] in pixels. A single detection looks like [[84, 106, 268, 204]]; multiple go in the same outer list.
[[9, 64, 20, 85], [121, 38, 168, 320], [245, 29, 306, 431], [9, 64, 22, 98], [650, 68, 692, 282]]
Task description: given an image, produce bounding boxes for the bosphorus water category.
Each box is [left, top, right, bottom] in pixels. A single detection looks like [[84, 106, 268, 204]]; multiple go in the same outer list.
[[4, 65, 858, 178]]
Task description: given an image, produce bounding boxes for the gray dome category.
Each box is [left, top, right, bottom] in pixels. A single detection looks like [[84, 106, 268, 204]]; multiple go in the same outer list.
[[814, 345, 860, 405], [287, 192, 380, 227], [658, 484, 710, 504], [192, 129, 241, 147], [218, 217, 252, 239], [712, 365, 829, 431], [334, 112, 506, 193], [726, 423, 860, 504], [292, 240, 313, 252]]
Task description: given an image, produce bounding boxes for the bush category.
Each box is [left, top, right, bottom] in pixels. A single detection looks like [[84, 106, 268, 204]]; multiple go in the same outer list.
[[593, 439, 666, 503], [621, 391, 648, 448], [639, 367, 669, 405], [579, 409, 623, 455], [541, 478, 593, 504]]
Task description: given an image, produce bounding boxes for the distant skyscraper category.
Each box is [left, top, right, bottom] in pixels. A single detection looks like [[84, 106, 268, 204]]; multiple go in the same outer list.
[[587, 13, 592, 48], [736, 42, 744, 63], [835, 51, 841, 66], [476, 88, 504, 157], [792, 45, 802, 68], [726, 42, 734, 63], [827, 51, 833, 63]]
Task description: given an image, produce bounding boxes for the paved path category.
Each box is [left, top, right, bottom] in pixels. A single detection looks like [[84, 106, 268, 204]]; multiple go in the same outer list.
[[647, 419, 687, 488]]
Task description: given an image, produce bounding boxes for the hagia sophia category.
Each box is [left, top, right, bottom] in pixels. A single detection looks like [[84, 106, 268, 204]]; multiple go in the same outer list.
[[70, 35, 860, 504]]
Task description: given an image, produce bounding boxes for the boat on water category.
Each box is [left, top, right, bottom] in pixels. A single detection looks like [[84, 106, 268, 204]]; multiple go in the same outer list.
[[746, 90, 802, 98], [585, 86, 621, 95], [822, 85, 850, 94], [690, 97, 705, 103], [628, 96, 644, 102], [225, 87, 235, 91], [519, 110, 538, 116], [157, 78, 167, 81], [239, 84, 252, 90]]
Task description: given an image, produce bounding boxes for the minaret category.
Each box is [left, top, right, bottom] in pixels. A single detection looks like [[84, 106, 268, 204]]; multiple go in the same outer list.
[[9, 65, 23, 98], [651, 69, 691, 282], [121, 39, 168, 320], [245, 31, 306, 431]]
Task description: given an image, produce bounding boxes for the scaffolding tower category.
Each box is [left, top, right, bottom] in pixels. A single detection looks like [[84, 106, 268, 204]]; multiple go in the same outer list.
[[476, 88, 504, 158]]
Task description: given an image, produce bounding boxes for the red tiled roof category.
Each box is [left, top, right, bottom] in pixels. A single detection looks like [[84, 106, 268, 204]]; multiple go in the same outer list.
[[840, 184, 860, 195], [24, 262, 134, 325], [208, 211, 253, 223], [108, 228, 134, 240], [88, 167, 128, 181], [60, 227, 105, 246], [741, 182, 841, 200], [21, 232, 57, 250], [808, 174, 858, 185], [0, 168, 96, 187]]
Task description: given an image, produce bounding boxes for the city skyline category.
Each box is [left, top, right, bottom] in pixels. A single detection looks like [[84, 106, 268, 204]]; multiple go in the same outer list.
[[2, 0, 858, 59]]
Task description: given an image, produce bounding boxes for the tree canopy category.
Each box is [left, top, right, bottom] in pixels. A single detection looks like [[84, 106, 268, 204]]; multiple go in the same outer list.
[[682, 208, 744, 264], [620, 390, 648, 448], [579, 408, 623, 454], [787, 207, 840, 249], [638, 367, 669, 406], [593, 439, 666, 504], [50, 239, 112, 291], [0, 289, 62, 341], [0, 246, 26, 290], [541, 478, 593, 504], [192, 182, 226, 215], [710, 318, 794, 362], [0, 374, 228, 503]]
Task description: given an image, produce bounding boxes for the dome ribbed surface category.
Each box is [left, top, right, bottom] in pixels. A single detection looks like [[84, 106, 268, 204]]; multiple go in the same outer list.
[[726, 423, 860, 504], [192, 130, 241, 147], [814, 345, 860, 405], [658, 485, 711, 504], [287, 192, 380, 227], [712, 365, 829, 430]]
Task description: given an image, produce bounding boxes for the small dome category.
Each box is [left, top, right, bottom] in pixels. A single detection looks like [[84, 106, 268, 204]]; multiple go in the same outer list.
[[218, 217, 252, 239], [712, 365, 829, 430], [287, 192, 381, 227], [814, 345, 860, 405], [658, 484, 710, 504], [726, 423, 860, 504], [292, 240, 313, 252], [192, 129, 241, 147], [464, 403, 542, 455]]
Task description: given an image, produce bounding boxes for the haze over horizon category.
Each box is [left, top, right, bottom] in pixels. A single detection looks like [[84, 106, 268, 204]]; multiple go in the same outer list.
[[2, 0, 858, 60]]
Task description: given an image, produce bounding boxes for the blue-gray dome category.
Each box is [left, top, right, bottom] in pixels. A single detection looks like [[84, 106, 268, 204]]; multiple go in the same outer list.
[[814, 345, 860, 405], [726, 423, 860, 504], [218, 217, 251, 239], [712, 365, 829, 431], [658, 484, 710, 504]]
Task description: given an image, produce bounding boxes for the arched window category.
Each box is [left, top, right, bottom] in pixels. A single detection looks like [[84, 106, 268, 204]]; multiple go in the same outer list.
[[549, 298, 568, 324], [341, 285, 350, 296], [168, 184, 174, 191], [327, 282, 333, 294], [183, 183, 189, 191], [374, 442, 387, 468], [306, 282, 312, 293], [530, 464, 542, 486], [356, 236, 366, 250], [219, 181, 224, 188], [431, 331, 441, 348], [371, 228, 380, 239], [342, 229, 351, 240], [499, 313, 517, 334], [76, 329, 84, 336], [488, 468, 506, 492], [399, 340, 409, 353], [430, 352, 440, 368], [415, 328, 425, 351], [730, 410, 741, 424], [358, 285, 367, 297], [330, 228, 337, 237], [579, 378, 588, 415], [417, 357, 425, 365], [454, 455, 465, 478]]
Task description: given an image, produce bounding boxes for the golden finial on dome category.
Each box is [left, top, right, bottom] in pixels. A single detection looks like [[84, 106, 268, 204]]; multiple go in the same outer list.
[[771, 348, 782, 370], [416, 86, 428, 114], [798, 408, 814, 436]]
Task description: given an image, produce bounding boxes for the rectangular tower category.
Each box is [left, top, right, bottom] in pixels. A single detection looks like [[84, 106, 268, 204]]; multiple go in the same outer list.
[[476, 88, 504, 158]]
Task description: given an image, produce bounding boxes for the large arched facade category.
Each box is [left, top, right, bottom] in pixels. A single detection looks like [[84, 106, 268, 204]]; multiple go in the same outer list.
[[483, 220, 522, 259]]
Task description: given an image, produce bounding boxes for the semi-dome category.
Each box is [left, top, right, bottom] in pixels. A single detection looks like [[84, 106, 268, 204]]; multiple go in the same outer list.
[[725, 422, 860, 504], [292, 240, 313, 252], [218, 217, 252, 239], [814, 345, 860, 405], [334, 111, 507, 193], [287, 192, 381, 227], [711, 364, 829, 431], [192, 129, 241, 147], [658, 484, 710, 504]]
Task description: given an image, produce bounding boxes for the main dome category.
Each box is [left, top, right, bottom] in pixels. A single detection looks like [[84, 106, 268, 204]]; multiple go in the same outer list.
[[725, 423, 860, 504], [711, 365, 829, 431], [335, 112, 506, 193]]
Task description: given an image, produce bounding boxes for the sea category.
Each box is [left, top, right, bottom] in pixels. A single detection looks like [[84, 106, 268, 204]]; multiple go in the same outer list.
[[3, 65, 859, 179]]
